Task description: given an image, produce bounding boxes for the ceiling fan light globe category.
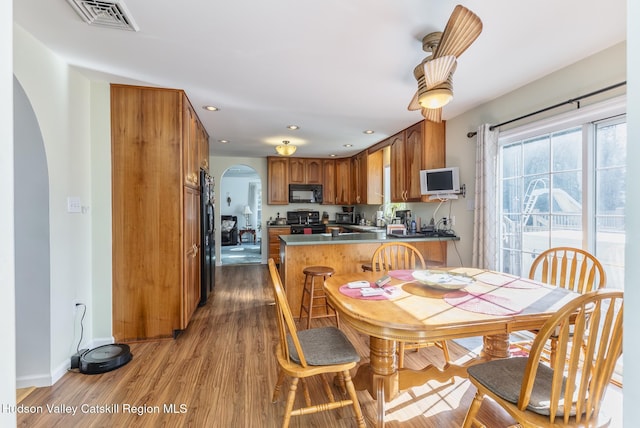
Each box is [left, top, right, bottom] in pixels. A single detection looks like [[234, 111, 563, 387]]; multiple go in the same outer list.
[[418, 88, 453, 109]]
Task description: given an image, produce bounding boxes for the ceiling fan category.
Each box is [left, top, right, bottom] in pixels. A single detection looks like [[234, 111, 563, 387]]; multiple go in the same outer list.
[[408, 4, 483, 123]]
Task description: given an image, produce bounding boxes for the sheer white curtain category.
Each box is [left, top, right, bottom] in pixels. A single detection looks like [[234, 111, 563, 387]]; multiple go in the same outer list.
[[247, 182, 257, 227], [471, 124, 500, 269]]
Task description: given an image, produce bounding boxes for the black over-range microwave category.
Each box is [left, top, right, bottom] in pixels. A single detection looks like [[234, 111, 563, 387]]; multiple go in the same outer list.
[[289, 184, 323, 204]]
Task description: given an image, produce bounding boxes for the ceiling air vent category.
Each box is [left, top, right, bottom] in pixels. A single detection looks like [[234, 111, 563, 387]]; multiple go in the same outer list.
[[66, 0, 139, 31]]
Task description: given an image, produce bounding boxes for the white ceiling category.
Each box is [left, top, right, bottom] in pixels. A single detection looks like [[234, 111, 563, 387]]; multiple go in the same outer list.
[[14, 0, 626, 158]]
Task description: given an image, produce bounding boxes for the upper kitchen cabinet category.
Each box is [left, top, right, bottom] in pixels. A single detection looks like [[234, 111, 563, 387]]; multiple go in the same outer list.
[[366, 150, 383, 205], [111, 84, 205, 342], [289, 158, 322, 184], [390, 120, 445, 202], [334, 157, 351, 205], [322, 159, 336, 205], [352, 149, 383, 205], [197, 120, 210, 172], [422, 119, 446, 171], [268, 156, 290, 204], [182, 99, 201, 189]]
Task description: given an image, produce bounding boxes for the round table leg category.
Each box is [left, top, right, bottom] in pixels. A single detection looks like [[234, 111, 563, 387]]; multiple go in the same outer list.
[[377, 377, 385, 428], [482, 333, 510, 359], [369, 336, 398, 427]]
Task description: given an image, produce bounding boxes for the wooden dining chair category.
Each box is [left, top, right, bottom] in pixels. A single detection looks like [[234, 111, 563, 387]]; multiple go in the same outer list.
[[528, 247, 606, 293], [462, 289, 623, 428], [517, 247, 607, 366], [267, 259, 365, 428], [369, 242, 451, 368]]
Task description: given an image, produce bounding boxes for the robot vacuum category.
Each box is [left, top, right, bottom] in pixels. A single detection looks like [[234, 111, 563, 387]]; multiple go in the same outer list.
[[79, 344, 133, 374]]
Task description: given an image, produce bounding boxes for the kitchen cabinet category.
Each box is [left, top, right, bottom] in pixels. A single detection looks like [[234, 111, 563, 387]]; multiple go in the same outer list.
[[267, 156, 290, 204], [268, 226, 291, 266], [111, 84, 204, 341], [335, 157, 351, 205], [289, 158, 322, 184], [183, 186, 201, 327], [322, 159, 336, 205], [183, 101, 200, 189], [352, 149, 383, 205], [306, 159, 322, 184], [198, 120, 210, 172], [289, 158, 305, 184], [390, 120, 446, 202]]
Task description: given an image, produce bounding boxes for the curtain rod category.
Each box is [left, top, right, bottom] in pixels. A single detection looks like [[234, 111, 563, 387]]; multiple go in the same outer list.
[[466, 81, 626, 138]]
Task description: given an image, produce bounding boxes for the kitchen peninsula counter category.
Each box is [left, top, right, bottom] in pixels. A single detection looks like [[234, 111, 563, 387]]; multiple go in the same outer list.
[[278, 232, 459, 317]]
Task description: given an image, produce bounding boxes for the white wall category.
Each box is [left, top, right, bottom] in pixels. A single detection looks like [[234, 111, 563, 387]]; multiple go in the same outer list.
[[1, 0, 16, 425], [444, 42, 626, 268], [624, 0, 639, 423], [89, 81, 113, 343], [13, 25, 97, 386]]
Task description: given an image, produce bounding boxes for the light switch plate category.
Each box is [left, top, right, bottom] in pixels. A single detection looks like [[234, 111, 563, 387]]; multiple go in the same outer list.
[[67, 197, 81, 213]]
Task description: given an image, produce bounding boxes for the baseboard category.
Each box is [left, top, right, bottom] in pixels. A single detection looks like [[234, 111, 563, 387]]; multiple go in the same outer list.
[[16, 373, 55, 389], [16, 336, 115, 388]]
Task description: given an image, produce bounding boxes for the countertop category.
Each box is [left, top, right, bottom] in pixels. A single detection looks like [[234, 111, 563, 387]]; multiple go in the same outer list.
[[266, 222, 384, 231], [279, 231, 459, 246]]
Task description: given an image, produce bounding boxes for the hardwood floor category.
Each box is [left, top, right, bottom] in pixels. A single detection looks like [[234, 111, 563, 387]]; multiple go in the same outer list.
[[17, 264, 621, 427]]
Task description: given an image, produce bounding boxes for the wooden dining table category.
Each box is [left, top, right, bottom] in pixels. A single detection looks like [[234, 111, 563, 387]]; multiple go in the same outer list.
[[323, 267, 580, 427]]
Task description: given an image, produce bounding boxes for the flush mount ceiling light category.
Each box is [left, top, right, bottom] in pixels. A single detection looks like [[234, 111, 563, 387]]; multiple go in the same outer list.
[[275, 140, 297, 156], [66, 0, 139, 31]]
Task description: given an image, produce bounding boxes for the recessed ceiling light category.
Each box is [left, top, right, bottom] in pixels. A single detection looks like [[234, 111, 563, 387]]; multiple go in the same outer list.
[[330, 154, 337, 157], [363, 130, 374, 134], [343, 144, 353, 148], [286, 125, 300, 130], [218, 139, 229, 144], [203, 105, 219, 111]]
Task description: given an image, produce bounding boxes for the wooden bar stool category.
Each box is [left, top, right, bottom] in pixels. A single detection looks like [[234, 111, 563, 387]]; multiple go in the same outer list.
[[299, 266, 339, 329]]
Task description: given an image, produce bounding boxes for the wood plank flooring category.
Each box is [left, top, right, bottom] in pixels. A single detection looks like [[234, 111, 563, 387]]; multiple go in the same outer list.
[[17, 264, 621, 427]]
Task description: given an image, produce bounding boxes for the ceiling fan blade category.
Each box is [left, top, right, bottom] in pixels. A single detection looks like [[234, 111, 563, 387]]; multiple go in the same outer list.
[[421, 107, 442, 123], [423, 55, 456, 89], [408, 90, 421, 111], [434, 4, 483, 59]]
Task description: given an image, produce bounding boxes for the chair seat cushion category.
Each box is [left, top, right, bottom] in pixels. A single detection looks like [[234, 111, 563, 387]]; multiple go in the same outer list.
[[467, 357, 571, 416], [287, 327, 360, 366]]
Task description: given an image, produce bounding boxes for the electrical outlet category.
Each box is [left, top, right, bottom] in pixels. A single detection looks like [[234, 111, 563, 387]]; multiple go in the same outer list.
[[451, 216, 456, 226]]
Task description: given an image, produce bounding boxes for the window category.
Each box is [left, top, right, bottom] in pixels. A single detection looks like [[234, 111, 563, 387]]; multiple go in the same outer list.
[[498, 98, 626, 289]]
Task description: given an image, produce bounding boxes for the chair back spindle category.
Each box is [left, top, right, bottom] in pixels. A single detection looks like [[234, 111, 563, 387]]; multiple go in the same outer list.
[[529, 247, 606, 294]]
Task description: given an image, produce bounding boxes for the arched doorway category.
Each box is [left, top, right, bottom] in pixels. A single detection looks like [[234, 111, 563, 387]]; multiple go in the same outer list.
[[220, 165, 262, 265]]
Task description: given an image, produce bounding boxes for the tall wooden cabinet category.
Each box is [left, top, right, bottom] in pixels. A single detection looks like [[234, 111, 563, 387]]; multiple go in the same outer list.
[[111, 84, 208, 341]]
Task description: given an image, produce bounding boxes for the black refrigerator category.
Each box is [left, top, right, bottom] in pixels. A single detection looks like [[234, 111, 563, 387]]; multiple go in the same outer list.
[[199, 169, 215, 305]]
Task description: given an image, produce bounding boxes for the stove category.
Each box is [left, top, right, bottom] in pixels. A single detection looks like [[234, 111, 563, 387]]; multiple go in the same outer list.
[[287, 210, 325, 234]]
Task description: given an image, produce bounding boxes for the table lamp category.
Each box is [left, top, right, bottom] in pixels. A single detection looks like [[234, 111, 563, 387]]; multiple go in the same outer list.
[[243, 205, 253, 228]]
